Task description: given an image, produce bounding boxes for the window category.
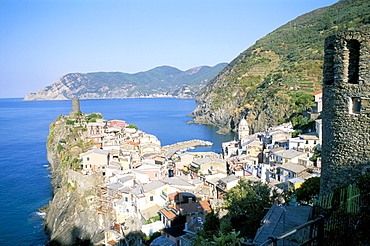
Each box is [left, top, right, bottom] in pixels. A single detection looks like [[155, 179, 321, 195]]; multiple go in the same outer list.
[[154, 173, 158, 178], [348, 39, 360, 84], [86, 157, 90, 161], [125, 197, 128, 202], [150, 196, 153, 201], [352, 97, 361, 114]]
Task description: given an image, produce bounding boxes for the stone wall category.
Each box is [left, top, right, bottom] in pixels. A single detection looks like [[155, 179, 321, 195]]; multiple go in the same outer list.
[[320, 27, 370, 195], [66, 169, 103, 196]]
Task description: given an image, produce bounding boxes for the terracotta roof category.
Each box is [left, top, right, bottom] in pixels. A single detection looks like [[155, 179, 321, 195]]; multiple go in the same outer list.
[[159, 208, 177, 220], [107, 240, 118, 245], [176, 201, 211, 214], [312, 90, 322, 95], [128, 141, 139, 146]]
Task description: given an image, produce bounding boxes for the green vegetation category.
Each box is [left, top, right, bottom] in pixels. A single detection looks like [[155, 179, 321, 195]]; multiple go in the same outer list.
[[128, 124, 138, 130], [194, 179, 276, 244], [142, 231, 161, 244], [295, 177, 321, 204], [57, 144, 64, 153], [145, 215, 160, 224], [291, 115, 315, 132], [86, 113, 103, 122], [314, 174, 370, 245], [66, 119, 75, 125], [70, 157, 82, 171], [203, 0, 370, 128], [222, 179, 275, 238], [195, 230, 245, 246]]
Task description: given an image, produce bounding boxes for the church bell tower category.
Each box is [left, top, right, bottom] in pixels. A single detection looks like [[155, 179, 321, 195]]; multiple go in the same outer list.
[[238, 118, 249, 140]]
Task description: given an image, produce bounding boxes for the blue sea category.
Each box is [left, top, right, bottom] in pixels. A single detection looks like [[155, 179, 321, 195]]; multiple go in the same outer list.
[[0, 98, 235, 245]]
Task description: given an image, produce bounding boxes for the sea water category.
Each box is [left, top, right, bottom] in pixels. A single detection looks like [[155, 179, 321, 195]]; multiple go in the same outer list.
[[0, 98, 235, 245]]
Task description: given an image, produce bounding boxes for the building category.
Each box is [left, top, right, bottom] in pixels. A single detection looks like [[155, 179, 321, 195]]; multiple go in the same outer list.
[[312, 91, 323, 113], [80, 149, 110, 173], [321, 28, 370, 195], [190, 157, 227, 176], [238, 118, 249, 140]]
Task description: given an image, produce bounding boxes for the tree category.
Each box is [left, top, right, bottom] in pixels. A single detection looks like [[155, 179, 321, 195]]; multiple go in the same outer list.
[[222, 179, 273, 238], [86, 113, 103, 122], [293, 93, 315, 113], [194, 230, 245, 246], [295, 177, 320, 204], [291, 115, 315, 132], [128, 124, 138, 130], [194, 210, 220, 244]]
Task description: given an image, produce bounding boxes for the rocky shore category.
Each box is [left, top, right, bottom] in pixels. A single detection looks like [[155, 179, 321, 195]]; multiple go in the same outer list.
[[44, 115, 113, 246]]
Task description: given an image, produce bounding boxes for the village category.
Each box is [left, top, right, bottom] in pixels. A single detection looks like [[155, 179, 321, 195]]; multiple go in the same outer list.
[[64, 90, 322, 246]]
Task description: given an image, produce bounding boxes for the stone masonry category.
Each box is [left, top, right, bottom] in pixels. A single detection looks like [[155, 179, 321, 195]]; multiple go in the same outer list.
[[320, 27, 370, 195], [72, 98, 80, 113]]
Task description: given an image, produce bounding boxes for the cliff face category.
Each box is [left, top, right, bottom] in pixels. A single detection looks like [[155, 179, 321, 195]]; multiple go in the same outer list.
[[44, 116, 112, 245], [189, 0, 370, 134], [24, 64, 227, 101]]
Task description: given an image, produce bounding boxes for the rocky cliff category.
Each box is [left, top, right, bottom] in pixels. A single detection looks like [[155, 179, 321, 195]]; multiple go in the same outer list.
[[24, 64, 227, 101], [189, 0, 370, 134], [44, 115, 112, 245]]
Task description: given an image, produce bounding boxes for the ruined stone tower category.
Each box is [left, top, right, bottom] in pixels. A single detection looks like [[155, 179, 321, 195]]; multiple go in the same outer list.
[[71, 98, 80, 114], [320, 28, 370, 195]]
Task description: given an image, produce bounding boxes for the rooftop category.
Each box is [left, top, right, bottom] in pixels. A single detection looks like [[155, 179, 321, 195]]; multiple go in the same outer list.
[[299, 132, 319, 140], [192, 157, 225, 166], [275, 149, 305, 159], [253, 203, 312, 245], [218, 175, 239, 184], [118, 176, 134, 183], [159, 208, 177, 220], [161, 177, 193, 188], [280, 162, 308, 173], [143, 180, 166, 192], [106, 182, 124, 190], [81, 148, 109, 156]]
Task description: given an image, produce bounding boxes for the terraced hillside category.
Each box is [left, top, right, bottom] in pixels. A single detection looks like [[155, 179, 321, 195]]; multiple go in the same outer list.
[[190, 0, 370, 134]]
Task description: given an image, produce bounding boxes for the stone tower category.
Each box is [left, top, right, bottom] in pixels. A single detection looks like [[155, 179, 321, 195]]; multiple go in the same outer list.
[[238, 118, 249, 140], [320, 28, 370, 195], [71, 99, 80, 114]]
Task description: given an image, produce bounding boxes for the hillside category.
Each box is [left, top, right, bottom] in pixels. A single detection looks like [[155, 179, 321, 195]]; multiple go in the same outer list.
[[189, 0, 370, 134], [24, 63, 227, 101]]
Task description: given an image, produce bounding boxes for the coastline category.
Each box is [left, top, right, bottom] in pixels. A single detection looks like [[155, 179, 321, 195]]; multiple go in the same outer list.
[[43, 108, 216, 245]]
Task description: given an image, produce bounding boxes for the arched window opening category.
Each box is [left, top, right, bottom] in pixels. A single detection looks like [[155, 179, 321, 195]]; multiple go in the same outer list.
[[348, 39, 360, 84]]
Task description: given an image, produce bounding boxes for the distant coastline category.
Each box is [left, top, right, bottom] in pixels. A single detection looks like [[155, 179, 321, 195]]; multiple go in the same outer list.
[[23, 63, 227, 101]]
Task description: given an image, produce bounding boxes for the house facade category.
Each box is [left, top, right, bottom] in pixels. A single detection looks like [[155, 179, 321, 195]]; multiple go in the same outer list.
[[80, 149, 110, 173]]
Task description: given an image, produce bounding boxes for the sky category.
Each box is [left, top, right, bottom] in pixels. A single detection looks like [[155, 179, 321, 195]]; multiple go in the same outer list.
[[0, 0, 339, 98]]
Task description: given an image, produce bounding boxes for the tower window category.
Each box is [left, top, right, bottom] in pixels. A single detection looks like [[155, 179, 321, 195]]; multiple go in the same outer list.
[[352, 97, 361, 114], [348, 39, 360, 84]]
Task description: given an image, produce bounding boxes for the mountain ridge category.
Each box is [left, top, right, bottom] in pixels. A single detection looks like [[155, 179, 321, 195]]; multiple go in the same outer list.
[[24, 63, 227, 101]]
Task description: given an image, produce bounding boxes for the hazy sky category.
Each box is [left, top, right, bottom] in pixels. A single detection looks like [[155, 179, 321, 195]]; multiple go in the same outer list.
[[0, 0, 338, 98]]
